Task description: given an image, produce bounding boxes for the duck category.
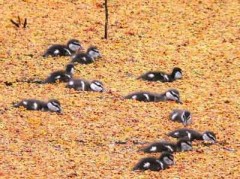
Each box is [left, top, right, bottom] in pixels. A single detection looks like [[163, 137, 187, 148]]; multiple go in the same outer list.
[[132, 152, 174, 171], [124, 89, 182, 103], [43, 39, 83, 57], [169, 109, 192, 126], [140, 138, 192, 153], [167, 128, 216, 143], [43, 63, 74, 84], [71, 46, 102, 64], [138, 67, 182, 82], [13, 99, 62, 113], [66, 79, 104, 92]]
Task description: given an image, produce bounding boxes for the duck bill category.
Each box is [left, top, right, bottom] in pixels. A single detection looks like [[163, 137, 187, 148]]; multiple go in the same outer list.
[[211, 139, 217, 143], [184, 119, 191, 126], [176, 100, 183, 104], [77, 46, 84, 52], [57, 109, 63, 114], [183, 121, 188, 126]]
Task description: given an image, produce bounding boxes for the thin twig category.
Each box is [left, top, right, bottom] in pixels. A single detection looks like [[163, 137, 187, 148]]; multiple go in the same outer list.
[[10, 17, 28, 28], [18, 16, 21, 25], [23, 18, 27, 28], [10, 19, 20, 28], [104, 0, 108, 39]]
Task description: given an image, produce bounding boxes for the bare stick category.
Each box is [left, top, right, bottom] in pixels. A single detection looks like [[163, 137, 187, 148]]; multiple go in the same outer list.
[[18, 16, 21, 25], [104, 0, 108, 39], [23, 18, 27, 28], [10, 19, 20, 28], [10, 17, 28, 28]]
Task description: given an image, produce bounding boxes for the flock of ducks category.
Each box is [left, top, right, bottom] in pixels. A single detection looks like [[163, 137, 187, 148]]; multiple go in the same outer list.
[[12, 39, 217, 173], [133, 129, 216, 171]]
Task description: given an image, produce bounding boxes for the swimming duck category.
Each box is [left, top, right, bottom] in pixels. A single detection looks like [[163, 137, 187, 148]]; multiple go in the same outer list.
[[167, 128, 216, 143], [138, 67, 182, 82], [140, 138, 192, 153], [43, 63, 74, 83], [170, 109, 192, 126], [124, 89, 182, 103], [132, 152, 174, 171], [43, 39, 83, 57], [13, 99, 61, 113], [66, 79, 104, 92]]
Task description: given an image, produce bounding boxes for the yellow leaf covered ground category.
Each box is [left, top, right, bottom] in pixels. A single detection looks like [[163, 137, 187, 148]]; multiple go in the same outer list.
[[0, 0, 240, 178]]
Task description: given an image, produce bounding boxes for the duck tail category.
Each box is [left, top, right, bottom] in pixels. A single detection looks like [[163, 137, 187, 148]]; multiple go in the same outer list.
[[132, 166, 138, 171], [13, 101, 20, 107]]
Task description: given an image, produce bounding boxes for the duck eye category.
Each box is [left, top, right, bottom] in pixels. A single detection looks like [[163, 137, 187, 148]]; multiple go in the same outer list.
[[171, 92, 178, 98], [208, 134, 216, 141], [51, 102, 60, 107], [72, 42, 79, 45], [168, 155, 174, 160]]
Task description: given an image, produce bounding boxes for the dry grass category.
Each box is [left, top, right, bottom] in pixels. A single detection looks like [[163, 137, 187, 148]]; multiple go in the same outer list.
[[0, 0, 240, 178]]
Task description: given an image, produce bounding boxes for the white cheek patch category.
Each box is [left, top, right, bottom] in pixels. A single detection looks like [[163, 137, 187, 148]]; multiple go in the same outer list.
[[132, 95, 137, 99], [163, 157, 174, 165], [93, 52, 99, 58], [64, 48, 71, 55], [69, 44, 80, 52], [166, 92, 178, 101], [68, 80, 74, 86], [171, 112, 178, 120], [33, 102, 38, 110], [202, 134, 208, 141], [203, 133, 215, 143], [90, 83, 102, 92], [143, 162, 150, 168], [174, 71, 182, 79], [150, 146, 157, 152], [95, 52, 101, 58], [166, 92, 176, 100], [181, 143, 192, 151], [143, 94, 150, 101], [89, 51, 100, 58], [148, 73, 155, 78], [47, 103, 59, 112], [70, 68, 74, 74], [54, 49, 60, 55], [88, 50, 95, 57], [23, 101, 28, 105]]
